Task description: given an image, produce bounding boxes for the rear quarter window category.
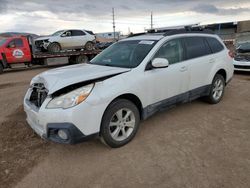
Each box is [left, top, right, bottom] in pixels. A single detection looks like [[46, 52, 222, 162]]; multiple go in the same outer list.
[[184, 37, 211, 60], [206, 37, 224, 53], [72, 30, 86, 36]]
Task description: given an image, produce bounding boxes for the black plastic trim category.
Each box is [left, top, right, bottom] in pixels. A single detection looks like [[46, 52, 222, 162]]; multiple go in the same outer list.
[[142, 85, 211, 119], [46, 123, 98, 144], [163, 28, 214, 36], [234, 65, 250, 69]]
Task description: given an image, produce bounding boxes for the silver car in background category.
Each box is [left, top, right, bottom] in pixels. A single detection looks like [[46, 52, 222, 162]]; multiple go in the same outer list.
[[35, 29, 96, 52]]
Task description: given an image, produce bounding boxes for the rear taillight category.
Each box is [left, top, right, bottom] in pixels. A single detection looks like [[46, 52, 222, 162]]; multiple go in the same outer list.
[[228, 50, 235, 58]]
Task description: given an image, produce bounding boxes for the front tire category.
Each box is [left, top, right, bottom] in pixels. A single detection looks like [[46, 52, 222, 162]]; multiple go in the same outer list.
[[48, 43, 61, 53], [205, 74, 225, 104], [100, 99, 140, 148]]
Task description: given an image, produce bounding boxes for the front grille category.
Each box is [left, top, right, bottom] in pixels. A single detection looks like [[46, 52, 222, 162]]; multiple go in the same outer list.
[[35, 40, 44, 48], [234, 65, 250, 69], [29, 83, 48, 108]]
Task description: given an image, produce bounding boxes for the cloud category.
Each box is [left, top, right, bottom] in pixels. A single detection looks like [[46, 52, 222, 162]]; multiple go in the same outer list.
[[0, 0, 250, 34], [0, 0, 7, 13], [192, 4, 250, 15]]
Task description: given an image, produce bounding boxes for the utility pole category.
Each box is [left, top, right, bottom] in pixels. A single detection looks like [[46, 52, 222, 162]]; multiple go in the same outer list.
[[151, 11, 153, 29], [112, 8, 116, 41]]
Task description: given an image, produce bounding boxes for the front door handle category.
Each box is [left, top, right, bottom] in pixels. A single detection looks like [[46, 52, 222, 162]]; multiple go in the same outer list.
[[180, 66, 187, 72]]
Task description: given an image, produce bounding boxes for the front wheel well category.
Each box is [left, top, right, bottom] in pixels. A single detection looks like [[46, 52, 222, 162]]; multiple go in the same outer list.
[[215, 69, 227, 83], [109, 94, 143, 120]]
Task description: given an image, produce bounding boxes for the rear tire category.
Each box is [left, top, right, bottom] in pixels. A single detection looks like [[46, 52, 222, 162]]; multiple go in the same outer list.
[[76, 55, 88, 64], [205, 74, 225, 104], [48, 43, 61, 53], [100, 99, 140, 148], [85, 42, 94, 51]]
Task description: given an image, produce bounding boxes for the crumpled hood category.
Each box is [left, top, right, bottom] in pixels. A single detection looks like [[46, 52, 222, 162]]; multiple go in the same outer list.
[[35, 36, 51, 41], [31, 63, 130, 94]]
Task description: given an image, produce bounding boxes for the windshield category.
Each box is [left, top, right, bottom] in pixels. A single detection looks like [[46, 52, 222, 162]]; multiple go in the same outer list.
[[0, 38, 7, 46], [237, 42, 250, 53], [52, 30, 65, 36], [91, 40, 157, 68]]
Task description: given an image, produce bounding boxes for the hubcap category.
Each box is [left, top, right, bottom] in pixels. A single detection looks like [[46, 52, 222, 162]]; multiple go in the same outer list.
[[212, 79, 224, 100], [109, 108, 135, 141], [53, 44, 60, 52]]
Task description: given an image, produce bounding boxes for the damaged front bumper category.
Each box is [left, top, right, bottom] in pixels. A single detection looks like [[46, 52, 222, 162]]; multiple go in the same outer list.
[[35, 40, 50, 50]]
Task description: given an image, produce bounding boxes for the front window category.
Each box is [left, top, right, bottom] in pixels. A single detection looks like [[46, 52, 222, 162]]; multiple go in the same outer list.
[[0, 38, 7, 46], [52, 30, 65, 36], [154, 39, 184, 65], [91, 40, 157, 68]]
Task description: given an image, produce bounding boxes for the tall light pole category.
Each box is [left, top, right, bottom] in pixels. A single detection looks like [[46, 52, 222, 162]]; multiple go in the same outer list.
[[151, 11, 153, 29], [112, 8, 116, 41]]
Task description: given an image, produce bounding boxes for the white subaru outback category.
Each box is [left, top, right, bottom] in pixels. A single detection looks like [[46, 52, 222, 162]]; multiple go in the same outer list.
[[24, 29, 234, 148]]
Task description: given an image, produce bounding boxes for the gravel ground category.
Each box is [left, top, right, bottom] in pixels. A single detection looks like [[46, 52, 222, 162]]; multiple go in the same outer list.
[[0, 66, 249, 188]]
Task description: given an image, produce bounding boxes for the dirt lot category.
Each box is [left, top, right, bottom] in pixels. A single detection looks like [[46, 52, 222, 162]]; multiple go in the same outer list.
[[0, 67, 250, 188]]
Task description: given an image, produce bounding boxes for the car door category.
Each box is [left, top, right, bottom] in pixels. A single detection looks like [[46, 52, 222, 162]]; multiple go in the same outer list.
[[71, 30, 87, 47], [144, 38, 190, 113], [59, 30, 73, 48], [183, 37, 213, 93], [4, 38, 30, 63]]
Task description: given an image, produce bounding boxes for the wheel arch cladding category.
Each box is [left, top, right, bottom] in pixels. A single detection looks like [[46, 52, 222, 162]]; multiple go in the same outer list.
[[215, 69, 227, 82], [103, 93, 143, 122]]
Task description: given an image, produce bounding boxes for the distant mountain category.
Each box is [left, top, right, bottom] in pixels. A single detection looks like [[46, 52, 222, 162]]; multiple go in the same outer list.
[[0, 32, 39, 38]]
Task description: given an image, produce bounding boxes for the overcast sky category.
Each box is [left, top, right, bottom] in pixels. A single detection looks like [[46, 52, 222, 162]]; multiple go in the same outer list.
[[0, 0, 250, 35]]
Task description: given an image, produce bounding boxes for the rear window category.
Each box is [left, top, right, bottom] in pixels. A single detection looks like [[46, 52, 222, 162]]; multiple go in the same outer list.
[[206, 37, 224, 53], [184, 37, 211, 59], [72, 30, 86, 36], [85, 30, 95, 35]]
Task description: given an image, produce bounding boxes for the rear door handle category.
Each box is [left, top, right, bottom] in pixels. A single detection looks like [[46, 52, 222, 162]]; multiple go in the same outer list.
[[180, 66, 187, 72]]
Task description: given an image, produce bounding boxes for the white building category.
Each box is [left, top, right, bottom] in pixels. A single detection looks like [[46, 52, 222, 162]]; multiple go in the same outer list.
[[96, 32, 121, 40]]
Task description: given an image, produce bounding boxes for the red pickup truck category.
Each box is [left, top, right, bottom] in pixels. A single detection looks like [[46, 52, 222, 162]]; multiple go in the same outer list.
[[0, 36, 100, 73]]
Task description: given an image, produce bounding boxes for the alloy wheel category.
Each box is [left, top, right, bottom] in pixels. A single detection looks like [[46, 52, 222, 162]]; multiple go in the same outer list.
[[109, 108, 136, 142], [212, 79, 224, 101]]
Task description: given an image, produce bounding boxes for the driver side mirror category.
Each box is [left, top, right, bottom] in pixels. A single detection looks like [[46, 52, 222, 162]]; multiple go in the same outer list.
[[151, 58, 169, 68], [61, 33, 66, 37]]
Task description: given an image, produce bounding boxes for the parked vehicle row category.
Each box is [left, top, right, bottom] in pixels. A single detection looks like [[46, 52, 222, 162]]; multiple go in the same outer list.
[[24, 28, 234, 148]]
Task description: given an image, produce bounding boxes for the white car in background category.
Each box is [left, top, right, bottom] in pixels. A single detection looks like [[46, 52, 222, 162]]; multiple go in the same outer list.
[[233, 42, 250, 71], [24, 29, 234, 148], [35, 29, 96, 52]]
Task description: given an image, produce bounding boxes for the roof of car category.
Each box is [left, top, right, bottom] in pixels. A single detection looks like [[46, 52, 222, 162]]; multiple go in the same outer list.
[[122, 28, 216, 42]]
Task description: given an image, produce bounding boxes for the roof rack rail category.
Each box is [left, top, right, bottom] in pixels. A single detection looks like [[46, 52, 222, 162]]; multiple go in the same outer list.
[[127, 32, 147, 38], [163, 27, 214, 36]]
